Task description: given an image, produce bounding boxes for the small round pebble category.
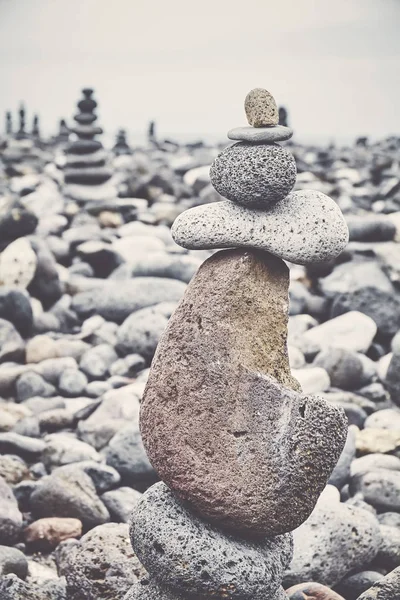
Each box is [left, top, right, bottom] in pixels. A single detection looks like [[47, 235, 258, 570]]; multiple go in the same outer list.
[[210, 142, 296, 208], [244, 88, 279, 127]]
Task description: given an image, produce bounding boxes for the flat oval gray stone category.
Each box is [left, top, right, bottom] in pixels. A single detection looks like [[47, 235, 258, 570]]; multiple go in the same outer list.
[[210, 143, 296, 208], [172, 192, 349, 265], [227, 125, 293, 143], [130, 482, 293, 600]]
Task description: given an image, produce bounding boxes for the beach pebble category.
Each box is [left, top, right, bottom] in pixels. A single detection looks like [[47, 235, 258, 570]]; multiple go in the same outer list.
[[131, 481, 293, 600], [0, 476, 23, 544], [56, 523, 146, 600], [244, 88, 279, 127], [24, 517, 82, 549], [210, 143, 296, 208], [283, 502, 381, 587], [301, 312, 377, 353], [172, 191, 348, 265], [227, 124, 293, 143]]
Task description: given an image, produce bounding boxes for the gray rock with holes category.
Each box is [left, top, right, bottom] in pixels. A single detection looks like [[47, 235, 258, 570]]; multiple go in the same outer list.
[[209, 142, 296, 208], [283, 501, 381, 587], [172, 192, 349, 265], [130, 482, 293, 600]]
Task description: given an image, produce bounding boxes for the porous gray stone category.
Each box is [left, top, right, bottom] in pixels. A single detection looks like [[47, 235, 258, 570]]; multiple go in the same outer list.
[[349, 470, 400, 512], [56, 523, 146, 600], [172, 192, 349, 265], [283, 501, 381, 588], [227, 125, 293, 143], [130, 482, 293, 600], [244, 88, 279, 126], [209, 143, 296, 208], [356, 566, 400, 600]]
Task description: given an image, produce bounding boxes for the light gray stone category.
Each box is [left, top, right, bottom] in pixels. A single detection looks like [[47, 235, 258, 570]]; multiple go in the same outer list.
[[172, 192, 349, 265], [227, 125, 293, 143]]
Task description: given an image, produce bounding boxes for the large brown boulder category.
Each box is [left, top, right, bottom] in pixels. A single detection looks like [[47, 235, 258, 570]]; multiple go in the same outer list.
[[140, 249, 347, 537]]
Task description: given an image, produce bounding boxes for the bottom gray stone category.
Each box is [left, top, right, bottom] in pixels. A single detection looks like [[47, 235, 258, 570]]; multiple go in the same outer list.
[[130, 482, 293, 600], [124, 580, 288, 600]]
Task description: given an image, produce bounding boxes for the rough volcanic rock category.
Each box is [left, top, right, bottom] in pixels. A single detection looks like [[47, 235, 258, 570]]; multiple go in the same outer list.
[[209, 143, 296, 208], [244, 88, 279, 126], [284, 501, 381, 587], [356, 567, 400, 600], [130, 482, 293, 600], [141, 249, 347, 536], [56, 523, 146, 600]]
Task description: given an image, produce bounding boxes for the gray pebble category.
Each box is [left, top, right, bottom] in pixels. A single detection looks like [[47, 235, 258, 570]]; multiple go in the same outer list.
[[131, 482, 293, 600], [16, 371, 56, 402], [30, 468, 109, 529], [227, 125, 293, 143], [80, 344, 118, 380], [104, 424, 155, 487], [58, 368, 88, 397], [172, 192, 349, 265], [350, 470, 400, 512], [284, 501, 381, 587], [0, 545, 28, 578], [101, 487, 142, 523], [210, 143, 296, 208], [335, 570, 384, 600], [0, 477, 23, 544]]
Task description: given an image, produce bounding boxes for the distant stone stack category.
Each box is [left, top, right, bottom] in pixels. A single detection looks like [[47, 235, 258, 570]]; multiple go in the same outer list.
[[63, 88, 116, 202], [5, 112, 12, 136], [53, 119, 70, 146], [31, 114, 40, 139], [125, 89, 349, 599], [15, 104, 27, 140], [113, 129, 132, 156]]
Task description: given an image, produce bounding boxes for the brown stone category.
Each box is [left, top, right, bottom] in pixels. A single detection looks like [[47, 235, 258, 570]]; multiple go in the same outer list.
[[24, 517, 82, 549], [140, 249, 347, 537], [286, 582, 345, 599], [244, 87, 279, 127]]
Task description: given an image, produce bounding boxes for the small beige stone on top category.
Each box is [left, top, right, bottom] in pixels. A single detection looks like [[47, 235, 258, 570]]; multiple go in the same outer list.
[[244, 88, 279, 127]]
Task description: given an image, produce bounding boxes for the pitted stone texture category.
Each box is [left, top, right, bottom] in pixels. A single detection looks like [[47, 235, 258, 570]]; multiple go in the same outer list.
[[172, 192, 349, 265], [356, 567, 400, 600], [284, 502, 381, 588], [140, 249, 347, 536], [228, 125, 293, 143], [210, 143, 296, 208], [124, 581, 188, 600], [130, 482, 293, 600], [244, 88, 279, 127]]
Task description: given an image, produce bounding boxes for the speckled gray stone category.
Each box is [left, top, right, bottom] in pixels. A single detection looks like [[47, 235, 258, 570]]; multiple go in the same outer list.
[[244, 88, 278, 127], [124, 581, 287, 599], [227, 125, 293, 143], [209, 143, 296, 208], [130, 482, 293, 600], [172, 192, 349, 265]]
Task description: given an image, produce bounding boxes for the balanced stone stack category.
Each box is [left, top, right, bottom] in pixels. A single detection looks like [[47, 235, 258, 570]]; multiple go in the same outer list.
[[125, 89, 350, 600], [113, 128, 132, 156], [63, 88, 117, 202]]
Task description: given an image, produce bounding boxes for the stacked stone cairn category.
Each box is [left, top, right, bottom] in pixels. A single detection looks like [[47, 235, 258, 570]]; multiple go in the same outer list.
[[125, 88, 350, 600], [113, 128, 132, 155], [63, 88, 117, 202]]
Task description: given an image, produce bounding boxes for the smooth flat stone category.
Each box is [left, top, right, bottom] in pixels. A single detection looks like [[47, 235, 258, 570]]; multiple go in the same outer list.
[[64, 167, 112, 185], [210, 142, 296, 208], [172, 191, 349, 265], [245, 88, 278, 127], [141, 249, 347, 536], [228, 125, 293, 143]]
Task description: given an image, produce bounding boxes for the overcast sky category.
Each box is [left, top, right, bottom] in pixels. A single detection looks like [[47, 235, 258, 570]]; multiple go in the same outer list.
[[0, 0, 399, 143]]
